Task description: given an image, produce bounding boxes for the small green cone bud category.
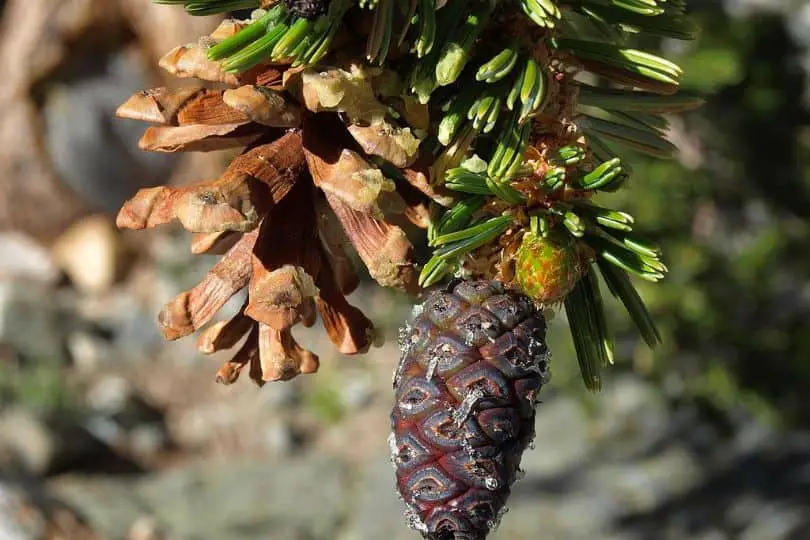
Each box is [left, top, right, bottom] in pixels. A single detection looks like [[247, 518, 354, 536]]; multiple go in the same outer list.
[[515, 231, 585, 304]]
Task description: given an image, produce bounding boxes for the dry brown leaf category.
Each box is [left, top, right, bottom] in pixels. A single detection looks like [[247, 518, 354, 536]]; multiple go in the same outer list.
[[116, 173, 268, 233], [116, 87, 203, 125], [158, 230, 258, 341], [159, 42, 239, 86], [257, 325, 319, 382], [139, 123, 261, 153], [347, 123, 420, 168], [223, 85, 302, 128], [324, 191, 417, 292]]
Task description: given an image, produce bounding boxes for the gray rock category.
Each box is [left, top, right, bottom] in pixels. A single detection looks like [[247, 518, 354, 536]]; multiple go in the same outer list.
[[592, 375, 671, 456], [521, 395, 589, 475], [75, 287, 164, 363], [53, 455, 349, 540], [0, 279, 66, 364], [85, 375, 134, 415], [0, 480, 39, 540], [0, 477, 98, 540], [67, 330, 115, 372], [0, 232, 60, 284], [739, 503, 806, 540], [259, 420, 296, 455], [43, 49, 175, 213], [84, 375, 169, 456], [50, 476, 144, 539], [0, 408, 114, 477], [128, 425, 170, 458], [339, 451, 414, 540], [583, 446, 701, 516], [339, 370, 375, 411]]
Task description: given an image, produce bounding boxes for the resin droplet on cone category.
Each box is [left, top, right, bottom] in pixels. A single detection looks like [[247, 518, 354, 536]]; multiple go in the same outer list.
[[391, 280, 550, 540]]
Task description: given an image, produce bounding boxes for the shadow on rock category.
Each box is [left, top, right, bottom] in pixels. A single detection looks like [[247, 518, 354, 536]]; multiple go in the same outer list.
[[0, 408, 145, 478]]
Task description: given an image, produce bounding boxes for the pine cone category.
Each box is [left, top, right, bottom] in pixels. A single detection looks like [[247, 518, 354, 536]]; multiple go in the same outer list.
[[391, 279, 549, 540]]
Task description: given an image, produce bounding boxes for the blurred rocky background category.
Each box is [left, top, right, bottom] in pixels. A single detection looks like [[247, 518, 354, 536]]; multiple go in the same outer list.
[[0, 0, 808, 539]]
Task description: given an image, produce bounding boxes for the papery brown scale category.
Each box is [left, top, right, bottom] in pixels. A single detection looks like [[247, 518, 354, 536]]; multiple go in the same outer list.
[[216, 324, 259, 385], [319, 152, 401, 218], [158, 230, 258, 341], [246, 264, 320, 331], [250, 178, 322, 275], [346, 123, 420, 168], [246, 182, 323, 329], [403, 202, 430, 229], [257, 325, 319, 382], [138, 123, 262, 153], [115, 87, 202, 125], [191, 231, 243, 255], [197, 307, 254, 354], [301, 115, 402, 219], [209, 18, 250, 41], [159, 43, 239, 86], [176, 89, 251, 126], [402, 151, 456, 207], [315, 198, 359, 295], [303, 115, 418, 290], [116, 173, 269, 232], [315, 260, 374, 355], [395, 96, 430, 131], [226, 130, 306, 202], [324, 191, 418, 293], [292, 66, 390, 123], [222, 86, 302, 128], [395, 181, 431, 229], [300, 112, 358, 160], [301, 297, 319, 328], [255, 65, 287, 88]]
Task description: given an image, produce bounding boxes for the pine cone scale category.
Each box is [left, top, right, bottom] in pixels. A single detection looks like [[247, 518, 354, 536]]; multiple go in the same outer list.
[[392, 280, 549, 540]]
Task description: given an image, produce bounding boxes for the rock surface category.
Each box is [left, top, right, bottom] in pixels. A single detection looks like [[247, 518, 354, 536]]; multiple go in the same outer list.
[[0, 280, 66, 364], [52, 455, 348, 540]]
